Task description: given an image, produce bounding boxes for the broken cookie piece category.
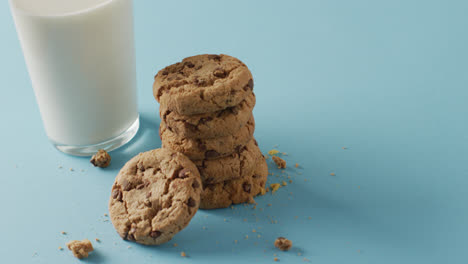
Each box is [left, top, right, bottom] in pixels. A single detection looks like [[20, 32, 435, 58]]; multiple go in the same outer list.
[[90, 149, 111, 168], [274, 237, 293, 251], [66, 239, 94, 259], [272, 156, 286, 169]]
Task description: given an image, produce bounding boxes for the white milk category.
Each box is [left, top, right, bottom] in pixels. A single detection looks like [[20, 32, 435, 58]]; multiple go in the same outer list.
[[10, 0, 138, 153]]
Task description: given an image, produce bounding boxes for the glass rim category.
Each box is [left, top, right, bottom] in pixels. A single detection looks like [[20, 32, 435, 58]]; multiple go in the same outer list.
[[9, 0, 119, 18]]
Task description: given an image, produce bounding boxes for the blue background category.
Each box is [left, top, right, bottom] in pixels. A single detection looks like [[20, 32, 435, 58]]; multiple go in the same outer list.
[[1, 0, 467, 263]]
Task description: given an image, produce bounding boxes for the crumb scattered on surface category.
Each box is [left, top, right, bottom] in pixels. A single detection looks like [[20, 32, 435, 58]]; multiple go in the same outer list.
[[104, 213, 108, 217], [289, 180, 293, 184], [180, 251, 187, 257], [342, 147, 347, 150], [274, 237, 293, 251], [66, 239, 93, 259], [61, 231, 67, 235], [245, 235, 249, 239], [252, 229, 256, 233], [173, 243, 178, 247], [272, 156, 286, 169], [127, 246, 132, 249], [58, 166, 63, 169], [270, 183, 281, 194], [90, 149, 111, 168], [274, 257, 279, 262], [69, 168, 74, 171], [234, 240, 238, 244], [330, 172, 336, 176], [295, 163, 299, 168], [282, 181, 287, 186], [267, 204, 272, 207], [95, 238, 100, 242], [268, 149, 280, 156], [58, 247, 63, 251]]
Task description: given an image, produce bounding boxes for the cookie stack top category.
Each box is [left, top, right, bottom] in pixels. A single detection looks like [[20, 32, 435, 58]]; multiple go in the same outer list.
[[153, 54, 253, 116]]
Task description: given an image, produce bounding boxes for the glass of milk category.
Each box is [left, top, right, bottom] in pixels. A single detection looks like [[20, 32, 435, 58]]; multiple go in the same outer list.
[[9, 0, 139, 156]]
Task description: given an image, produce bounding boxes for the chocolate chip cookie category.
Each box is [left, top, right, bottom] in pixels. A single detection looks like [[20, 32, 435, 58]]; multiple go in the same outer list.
[[195, 139, 264, 184], [200, 154, 268, 209], [160, 92, 256, 139], [153, 54, 254, 116], [160, 116, 255, 160], [109, 148, 202, 245]]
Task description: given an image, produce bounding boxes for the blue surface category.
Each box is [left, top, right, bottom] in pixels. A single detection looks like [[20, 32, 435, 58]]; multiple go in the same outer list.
[[1, 0, 467, 263]]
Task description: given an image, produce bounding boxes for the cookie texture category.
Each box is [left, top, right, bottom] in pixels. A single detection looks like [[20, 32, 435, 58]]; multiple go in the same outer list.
[[109, 148, 202, 245], [195, 139, 263, 184], [200, 154, 268, 209], [161, 92, 256, 139], [153, 54, 254, 115], [160, 117, 255, 161]]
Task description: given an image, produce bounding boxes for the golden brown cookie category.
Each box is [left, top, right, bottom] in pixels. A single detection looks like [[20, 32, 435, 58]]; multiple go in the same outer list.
[[195, 139, 264, 184], [153, 54, 254, 116], [160, 92, 256, 139], [200, 155, 268, 209], [109, 148, 202, 245], [160, 117, 255, 161]]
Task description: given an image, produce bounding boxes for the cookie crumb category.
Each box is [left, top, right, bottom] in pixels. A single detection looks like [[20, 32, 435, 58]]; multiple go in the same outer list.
[[289, 180, 293, 184], [58, 247, 63, 251], [342, 147, 347, 150], [330, 172, 336, 176], [268, 149, 280, 156], [234, 240, 238, 244], [252, 229, 256, 233], [260, 188, 267, 195], [295, 163, 299, 168], [173, 243, 178, 247], [104, 213, 108, 217], [58, 166, 63, 169], [61, 231, 67, 235], [95, 238, 100, 242], [272, 156, 286, 169], [274, 257, 279, 261], [69, 168, 74, 171], [180, 251, 187, 257], [245, 235, 249, 239], [297, 252, 302, 256], [303, 257, 311, 262], [90, 149, 111, 168], [281, 181, 287, 186], [270, 183, 281, 194], [66, 239, 93, 259], [274, 237, 293, 251]]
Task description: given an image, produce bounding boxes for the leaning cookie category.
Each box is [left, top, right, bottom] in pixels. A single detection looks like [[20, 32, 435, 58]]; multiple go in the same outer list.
[[195, 139, 264, 184], [200, 155, 268, 209], [109, 148, 202, 245], [153, 54, 254, 116], [160, 117, 255, 161], [160, 92, 256, 139]]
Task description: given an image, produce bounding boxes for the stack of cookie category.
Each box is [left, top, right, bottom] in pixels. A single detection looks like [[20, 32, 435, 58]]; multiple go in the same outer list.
[[153, 54, 268, 209]]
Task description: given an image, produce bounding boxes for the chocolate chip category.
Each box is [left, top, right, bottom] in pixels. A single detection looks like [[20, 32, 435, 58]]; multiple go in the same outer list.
[[178, 168, 191, 179], [213, 68, 226, 78], [138, 163, 145, 172], [112, 189, 123, 201], [208, 54, 221, 61], [162, 70, 169, 76], [121, 179, 132, 191], [243, 79, 254, 91], [243, 182, 252, 193], [136, 183, 145, 190], [184, 61, 195, 68], [234, 145, 243, 153], [199, 117, 212, 125], [192, 180, 200, 189], [184, 122, 198, 132], [150, 231, 161, 238], [228, 107, 239, 115], [205, 150, 220, 159], [195, 77, 207, 86], [187, 197, 196, 207]]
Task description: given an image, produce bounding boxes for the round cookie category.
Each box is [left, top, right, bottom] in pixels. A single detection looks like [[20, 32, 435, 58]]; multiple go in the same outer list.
[[160, 116, 255, 161], [200, 155, 268, 209], [153, 54, 254, 116], [194, 139, 264, 184], [160, 92, 256, 139], [109, 148, 202, 245]]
